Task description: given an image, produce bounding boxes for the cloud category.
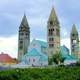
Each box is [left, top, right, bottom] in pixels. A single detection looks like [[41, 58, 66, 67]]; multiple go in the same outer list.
[[0, 34, 79, 58], [0, 0, 80, 38], [0, 0, 80, 58], [0, 35, 18, 58], [61, 38, 70, 50]]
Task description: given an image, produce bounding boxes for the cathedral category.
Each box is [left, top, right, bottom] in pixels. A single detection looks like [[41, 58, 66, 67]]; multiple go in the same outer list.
[[17, 6, 80, 66]]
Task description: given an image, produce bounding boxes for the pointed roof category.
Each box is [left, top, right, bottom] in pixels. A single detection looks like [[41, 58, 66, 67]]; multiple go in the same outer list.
[[71, 24, 78, 34], [31, 39, 47, 48], [48, 7, 58, 22], [25, 48, 41, 56], [20, 14, 29, 27], [36, 40, 47, 48]]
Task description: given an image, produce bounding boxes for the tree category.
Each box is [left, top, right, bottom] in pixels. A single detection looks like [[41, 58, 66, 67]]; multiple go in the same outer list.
[[49, 51, 65, 65], [48, 57, 53, 65], [76, 60, 80, 66]]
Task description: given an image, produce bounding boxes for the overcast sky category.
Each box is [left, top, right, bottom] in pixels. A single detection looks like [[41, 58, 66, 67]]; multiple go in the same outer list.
[[0, 0, 80, 58]]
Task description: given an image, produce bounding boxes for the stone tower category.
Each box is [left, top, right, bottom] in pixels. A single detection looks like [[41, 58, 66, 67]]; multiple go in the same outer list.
[[47, 7, 60, 60], [18, 14, 30, 61], [70, 24, 79, 58]]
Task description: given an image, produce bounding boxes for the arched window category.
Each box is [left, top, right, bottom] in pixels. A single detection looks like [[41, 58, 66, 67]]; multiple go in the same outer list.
[[50, 21, 53, 25], [33, 59, 35, 62]]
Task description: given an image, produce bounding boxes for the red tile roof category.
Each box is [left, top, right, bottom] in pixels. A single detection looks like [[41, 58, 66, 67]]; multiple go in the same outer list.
[[0, 52, 17, 63]]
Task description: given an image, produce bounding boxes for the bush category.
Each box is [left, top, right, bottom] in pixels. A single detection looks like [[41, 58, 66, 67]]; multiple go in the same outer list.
[[0, 67, 80, 80]]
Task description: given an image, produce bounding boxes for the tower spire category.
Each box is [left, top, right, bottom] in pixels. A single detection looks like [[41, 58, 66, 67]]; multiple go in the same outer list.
[[48, 7, 59, 24], [71, 24, 78, 34], [70, 24, 79, 59], [20, 13, 29, 27]]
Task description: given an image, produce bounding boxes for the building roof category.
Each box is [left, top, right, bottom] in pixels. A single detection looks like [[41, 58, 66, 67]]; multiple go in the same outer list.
[[32, 39, 47, 48], [26, 48, 41, 56], [60, 45, 69, 57], [0, 53, 16, 63], [36, 40, 47, 48], [65, 55, 76, 60], [22, 48, 48, 62], [61, 45, 77, 60]]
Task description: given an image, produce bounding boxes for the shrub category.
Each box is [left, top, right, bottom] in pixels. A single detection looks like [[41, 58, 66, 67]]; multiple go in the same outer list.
[[0, 67, 80, 80]]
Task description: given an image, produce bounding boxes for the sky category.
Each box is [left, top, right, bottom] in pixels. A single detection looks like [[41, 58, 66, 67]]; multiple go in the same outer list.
[[0, 0, 80, 58]]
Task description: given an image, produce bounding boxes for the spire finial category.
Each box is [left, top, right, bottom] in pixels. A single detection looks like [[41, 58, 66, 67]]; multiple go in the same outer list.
[[48, 6, 59, 24], [20, 13, 29, 27]]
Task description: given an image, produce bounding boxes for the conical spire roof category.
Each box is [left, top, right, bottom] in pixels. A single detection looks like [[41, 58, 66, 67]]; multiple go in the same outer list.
[[20, 14, 29, 27], [48, 7, 58, 22], [71, 24, 78, 34]]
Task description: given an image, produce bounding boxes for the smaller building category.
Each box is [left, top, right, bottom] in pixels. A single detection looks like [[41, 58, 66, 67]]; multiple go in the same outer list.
[[0, 52, 17, 65]]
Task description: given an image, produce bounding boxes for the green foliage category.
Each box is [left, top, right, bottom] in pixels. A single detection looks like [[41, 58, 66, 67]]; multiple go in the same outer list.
[[76, 61, 80, 66], [48, 58, 53, 65], [49, 51, 65, 65], [0, 67, 80, 80]]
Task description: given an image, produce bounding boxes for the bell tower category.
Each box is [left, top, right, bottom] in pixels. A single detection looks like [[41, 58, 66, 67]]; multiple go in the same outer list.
[[47, 7, 60, 60], [18, 14, 30, 61], [70, 24, 79, 58]]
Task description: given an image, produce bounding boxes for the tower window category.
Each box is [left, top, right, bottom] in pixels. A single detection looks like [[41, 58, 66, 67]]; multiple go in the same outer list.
[[19, 45, 23, 49], [72, 34, 75, 37], [29, 58, 30, 62], [49, 38, 51, 41], [33, 59, 35, 62], [26, 33, 28, 35], [56, 29, 60, 36], [25, 33, 28, 37], [49, 44, 54, 48], [49, 38, 54, 41], [20, 41, 23, 44], [50, 21, 53, 25], [52, 44, 54, 47], [52, 38, 54, 41], [53, 29, 54, 31], [20, 33, 24, 35], [49, 29, 53, 36]]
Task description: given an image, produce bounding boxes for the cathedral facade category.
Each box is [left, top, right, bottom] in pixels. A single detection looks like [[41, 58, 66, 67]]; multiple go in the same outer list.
[[17, 6, 80, 66]]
